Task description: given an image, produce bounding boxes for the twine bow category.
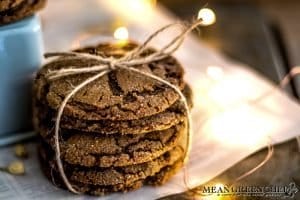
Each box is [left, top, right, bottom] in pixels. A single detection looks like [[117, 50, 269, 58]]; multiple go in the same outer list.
[[44, 19, 203, 194]]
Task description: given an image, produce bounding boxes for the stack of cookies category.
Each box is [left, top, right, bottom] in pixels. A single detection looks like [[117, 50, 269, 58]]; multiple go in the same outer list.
[[0, 0, 47, 25], [33, 42, 193, 195]]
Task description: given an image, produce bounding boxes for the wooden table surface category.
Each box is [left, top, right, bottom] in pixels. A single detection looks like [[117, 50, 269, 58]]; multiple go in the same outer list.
[[159, 1, 300, 199]]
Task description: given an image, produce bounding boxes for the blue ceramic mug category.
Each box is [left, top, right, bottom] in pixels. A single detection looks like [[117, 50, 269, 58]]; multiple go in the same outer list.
[[0, 15, 43, 135]]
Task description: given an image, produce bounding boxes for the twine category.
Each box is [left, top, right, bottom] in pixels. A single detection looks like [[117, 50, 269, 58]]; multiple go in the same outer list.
[[44, 19, 203, 194]]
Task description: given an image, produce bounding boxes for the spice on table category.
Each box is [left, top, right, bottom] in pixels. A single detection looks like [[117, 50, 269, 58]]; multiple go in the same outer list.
[[14, 144, 29, 159], [0, 160, 25, 175]]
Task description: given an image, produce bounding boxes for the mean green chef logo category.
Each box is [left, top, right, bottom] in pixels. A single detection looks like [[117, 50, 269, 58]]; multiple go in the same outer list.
[[201, 182, 299, 199]]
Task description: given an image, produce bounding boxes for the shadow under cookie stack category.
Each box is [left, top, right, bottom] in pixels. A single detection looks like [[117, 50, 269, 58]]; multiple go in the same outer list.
[[33, 42, 192, 195]]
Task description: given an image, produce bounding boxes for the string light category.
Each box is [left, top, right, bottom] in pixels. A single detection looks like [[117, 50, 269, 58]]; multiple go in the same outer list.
[[113, 26, 129, 41], [198, 8, 216, 26]]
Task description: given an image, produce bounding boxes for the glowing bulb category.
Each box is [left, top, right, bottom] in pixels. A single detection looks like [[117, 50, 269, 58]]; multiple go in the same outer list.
[[198, 8, 216, 26], [207, 66, 223, 80], [114, 26, 129, 40]]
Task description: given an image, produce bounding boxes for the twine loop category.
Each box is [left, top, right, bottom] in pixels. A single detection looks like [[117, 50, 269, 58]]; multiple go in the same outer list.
[[44, 19, 203, 194]]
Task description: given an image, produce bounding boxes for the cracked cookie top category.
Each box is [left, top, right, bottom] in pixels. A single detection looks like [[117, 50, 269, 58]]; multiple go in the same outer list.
[[0, 0, 24, 12], [39, 121, 186, 167], [34, 42, 185, 121], [33, 85, 192, 135], [39, 143, 184, 186]]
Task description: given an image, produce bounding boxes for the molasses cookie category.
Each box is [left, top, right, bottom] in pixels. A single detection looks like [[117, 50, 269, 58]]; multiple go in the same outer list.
[[39, 144, 184, 195], [0, 0, 46, 25], [0, 0, 24, 12], [39, 121, 186, 167], [33, 85, 192, 136], [33, 42, 185, 121]]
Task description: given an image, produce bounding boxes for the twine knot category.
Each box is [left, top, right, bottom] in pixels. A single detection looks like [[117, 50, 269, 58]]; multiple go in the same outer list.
[[108, 57, 118, 70]]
